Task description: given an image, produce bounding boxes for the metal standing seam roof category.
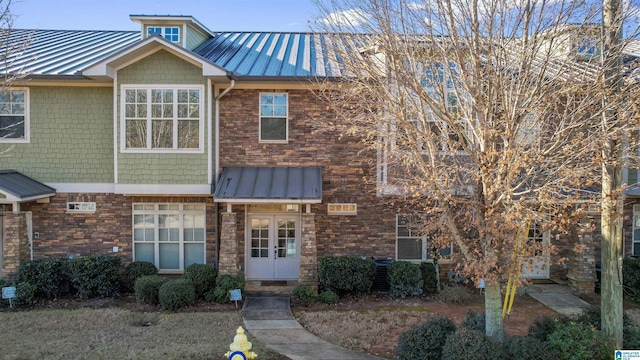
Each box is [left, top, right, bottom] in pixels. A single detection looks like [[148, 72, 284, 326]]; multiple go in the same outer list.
[[0, 29, 140, 76], [214, 167, 322, 202], [0, 170, 55, 200]]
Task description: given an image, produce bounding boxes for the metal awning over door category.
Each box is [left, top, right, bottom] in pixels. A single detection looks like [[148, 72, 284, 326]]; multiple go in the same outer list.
[[0, 170, 55, 203]]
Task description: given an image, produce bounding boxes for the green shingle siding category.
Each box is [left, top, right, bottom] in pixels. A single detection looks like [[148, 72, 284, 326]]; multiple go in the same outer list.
[[1, 86, 113, 183], [186, 26, 208, 50], [117, 50, 209, 184]]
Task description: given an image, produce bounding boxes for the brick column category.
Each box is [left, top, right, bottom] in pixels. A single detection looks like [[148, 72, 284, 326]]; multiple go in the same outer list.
[[567, 220, 597, 294], [299, 212, 318, 291], [218, 212, 240, 276], [1, 213, 29, 281]]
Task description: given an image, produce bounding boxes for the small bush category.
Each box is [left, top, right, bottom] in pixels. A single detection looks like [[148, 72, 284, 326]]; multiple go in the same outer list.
[[528, 315, 570, 342], [624, 326, 640, 350], [182, 263, 216, 298], [396, 316, 457, 360], [437, 284, 473, 304], [623, 256, 640, 303], [292, 285, 316, 306], [441, 329, 503, 360], [134, 275, 167, 305], [387, 261, 423, 298], [317, 290, 339, 304], [124, 261, 157, 292], [462, 310, 485, 332], [420, 262, 438, 293], [572, 305, 632, 329], [205, 275, 245, 304], [15, 282, 38, 306], [503, 336, 552, 360], [547, 321, 614, 360], [66, 256, 122, 299], [158, 279, 196, 310], [19, 258, 68, 299], [318, 256, 375, 295]]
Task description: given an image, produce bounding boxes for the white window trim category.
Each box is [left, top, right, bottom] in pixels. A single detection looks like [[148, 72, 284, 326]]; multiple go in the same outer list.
[[120, 85, 205, 154], [395, 214, 452, 262], [259, 92, 288, 143], [132, 203, 206, 272], [633, 205, 640, 256], [67, 202, 97, 213], [0, 87, 29, 143], [327, 203, 357, 215], [147, 26, 181, 43]]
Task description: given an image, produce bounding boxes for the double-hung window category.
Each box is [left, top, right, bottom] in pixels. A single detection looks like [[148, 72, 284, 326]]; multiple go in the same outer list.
[[123, 86, 203, 152], [259, 93, 288, 142], [396, 214, 452, 261], [633, 205, 640, 256], [0, 88, 28, 142], [133, 203, 206, 272]]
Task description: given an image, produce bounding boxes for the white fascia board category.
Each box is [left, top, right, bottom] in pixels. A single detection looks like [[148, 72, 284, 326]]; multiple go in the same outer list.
[[115, 184, 212, 195], [214, 198, 323, 204], [46, 183, 116, 193], [82, 36, 227, 78]]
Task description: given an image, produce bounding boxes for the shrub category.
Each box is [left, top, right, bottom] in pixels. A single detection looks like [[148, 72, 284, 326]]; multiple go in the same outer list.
[[66, 256, 122, 299], [19, 258, 68, 299], [547, 321, 614, 360], [437, 284, 473, 304], [158, 279, 196, 310], [420, 262, 438, 293], [15, 282, 38, 306], [462, 310, 485, 332], [205, 275, 245, 304], [503, 336, 552, 360], [292, 285, 316, 306], [396, 316, 457, 360], [124, 261, 157, 292], [528, 316, 570, 342], [572, 305, 632, 329], [623, 256, 640, 303], [441, 329, 503, 360], [625, 326, 640, 350], [134, 275, 167, 305], [387, 261, 423, 298], [182, 263, 216, 298], [318, 256, 375, 295], [317, 290, 339, 304]]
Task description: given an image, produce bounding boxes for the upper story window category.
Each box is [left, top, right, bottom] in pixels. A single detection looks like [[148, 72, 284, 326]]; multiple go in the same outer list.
[[147, 26, 180, 43], [574, 35, 600, 60], [122, 85, 203, 152], [259, 93, 288, 142], [0, 88, 28, 143]]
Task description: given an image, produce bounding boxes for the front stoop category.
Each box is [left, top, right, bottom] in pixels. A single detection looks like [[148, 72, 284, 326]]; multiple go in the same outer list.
[[245, 280, 300, 296]]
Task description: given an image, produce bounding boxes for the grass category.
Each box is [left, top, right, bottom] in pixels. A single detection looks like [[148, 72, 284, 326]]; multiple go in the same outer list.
[[0, 308, 286, 360]]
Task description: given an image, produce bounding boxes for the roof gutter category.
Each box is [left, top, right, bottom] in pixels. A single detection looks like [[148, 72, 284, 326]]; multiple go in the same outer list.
[[214, 79, 235, 185]]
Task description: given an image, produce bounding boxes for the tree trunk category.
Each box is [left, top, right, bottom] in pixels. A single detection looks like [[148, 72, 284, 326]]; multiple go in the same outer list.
[[484, 279, 504, 342]]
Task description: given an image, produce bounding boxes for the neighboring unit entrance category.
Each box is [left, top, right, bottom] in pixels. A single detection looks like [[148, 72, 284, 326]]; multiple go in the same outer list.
[[246, 215, 300, 280], [521, 222, 550, 279]]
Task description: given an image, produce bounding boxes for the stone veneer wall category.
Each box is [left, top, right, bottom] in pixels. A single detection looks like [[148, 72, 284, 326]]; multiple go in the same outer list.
[[1, 213, 30, 280], [18, 193, 217, 268]]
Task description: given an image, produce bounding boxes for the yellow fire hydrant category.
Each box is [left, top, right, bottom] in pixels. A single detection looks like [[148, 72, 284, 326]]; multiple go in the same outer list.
[[224, 326, 257, 360]]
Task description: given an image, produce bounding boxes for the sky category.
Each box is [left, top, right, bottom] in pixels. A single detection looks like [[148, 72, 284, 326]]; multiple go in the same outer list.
[[10, 0, 323, 32]]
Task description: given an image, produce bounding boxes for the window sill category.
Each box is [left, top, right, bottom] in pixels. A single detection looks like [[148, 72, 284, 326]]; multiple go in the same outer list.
[[259, 140, 289, 144], [158, 270, 184, 275]]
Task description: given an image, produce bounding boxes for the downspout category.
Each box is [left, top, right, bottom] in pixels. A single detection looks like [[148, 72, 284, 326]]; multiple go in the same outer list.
[[214, 79, 235, 183]]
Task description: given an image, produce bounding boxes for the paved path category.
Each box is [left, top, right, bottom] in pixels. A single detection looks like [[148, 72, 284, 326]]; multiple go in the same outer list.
[[526, 283, 591, 316], [242, 297, 381, 360]]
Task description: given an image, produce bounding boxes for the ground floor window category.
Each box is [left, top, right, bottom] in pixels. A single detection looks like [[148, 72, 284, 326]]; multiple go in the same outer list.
[[396, 214, 452, 261], [634, 205, 640, 256], [133, 203, 205, 271]]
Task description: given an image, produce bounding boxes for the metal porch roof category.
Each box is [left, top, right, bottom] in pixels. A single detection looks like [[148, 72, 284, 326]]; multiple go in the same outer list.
[[0, 170, 55, 201], [214, 167, 322, 203], [0, 29, 140, 76]]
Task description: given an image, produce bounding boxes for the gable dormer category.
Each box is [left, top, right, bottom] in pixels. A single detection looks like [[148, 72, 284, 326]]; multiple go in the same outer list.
[[130, 15, 215, 50], [539, 23, 601, 62]]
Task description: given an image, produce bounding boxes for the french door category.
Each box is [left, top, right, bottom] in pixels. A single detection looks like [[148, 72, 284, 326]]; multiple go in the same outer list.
[[246, 215, 300, 280]]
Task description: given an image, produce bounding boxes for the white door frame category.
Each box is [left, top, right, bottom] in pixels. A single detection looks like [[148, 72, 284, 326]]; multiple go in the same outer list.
[[245, 213, 301, 280]]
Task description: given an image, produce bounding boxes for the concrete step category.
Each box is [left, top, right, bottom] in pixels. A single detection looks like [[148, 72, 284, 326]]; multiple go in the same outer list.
[[245, 280, 299, 296]]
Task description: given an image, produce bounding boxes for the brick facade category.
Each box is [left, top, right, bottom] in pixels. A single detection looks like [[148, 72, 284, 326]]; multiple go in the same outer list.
[[1, 213, 30, 280]]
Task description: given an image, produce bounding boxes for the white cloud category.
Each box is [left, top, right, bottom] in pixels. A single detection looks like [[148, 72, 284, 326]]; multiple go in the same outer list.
[[319, 8, 370, 27]]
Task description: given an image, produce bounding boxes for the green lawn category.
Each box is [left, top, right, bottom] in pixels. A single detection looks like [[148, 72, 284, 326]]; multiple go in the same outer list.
[[0, 309, 286, 360]]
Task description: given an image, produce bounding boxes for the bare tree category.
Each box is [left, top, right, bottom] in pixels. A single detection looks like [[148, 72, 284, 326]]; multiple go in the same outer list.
[[312, 0, 640, 340]]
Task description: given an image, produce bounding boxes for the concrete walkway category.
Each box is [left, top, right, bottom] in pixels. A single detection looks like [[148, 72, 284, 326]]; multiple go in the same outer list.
[[525, 283, 592, 316], [242, 297, 381, 360]]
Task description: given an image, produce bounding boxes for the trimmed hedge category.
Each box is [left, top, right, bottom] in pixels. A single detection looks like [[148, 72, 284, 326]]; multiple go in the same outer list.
[[396, 316, 457, 360], [547, 321, 614, 360], [441, 329, 504, 360], [462, 310, 485, 332], [124, 261, 158, 292], [317, 290, 339, 304], [292, 285, 316, 306], [503, 336, 552, 360], [134, 275, 167, 305], [318, 257, 375, 295], [182, 263, 216, 298], [15, 282, 38, 306], [19, 258, 68, 299], [159, 279, 196, 310], [205, 275, 245, 304], [420, 262, 438, 293], [66, 256, 122, 299], [623, 256, 640, 303], [388, 261, 423, 298]]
